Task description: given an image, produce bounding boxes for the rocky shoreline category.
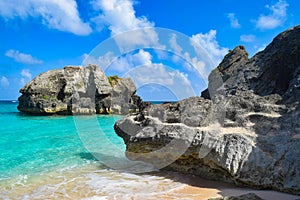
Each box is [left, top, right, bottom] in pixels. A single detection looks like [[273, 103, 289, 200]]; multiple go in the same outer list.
[[114, 25, 300, 194], [17, 25, 300, 195]]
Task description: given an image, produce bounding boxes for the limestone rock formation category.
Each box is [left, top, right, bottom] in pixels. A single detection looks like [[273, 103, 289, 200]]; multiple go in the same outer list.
[[110, 77, 139, 114], [18, 64, 141, 115], [114, 25, 300, 194], [206, 25, 300, 99]]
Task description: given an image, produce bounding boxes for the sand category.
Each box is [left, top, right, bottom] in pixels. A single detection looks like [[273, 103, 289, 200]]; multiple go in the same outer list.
[[1, 165, 299, 200], [158, 173, 300, 200]]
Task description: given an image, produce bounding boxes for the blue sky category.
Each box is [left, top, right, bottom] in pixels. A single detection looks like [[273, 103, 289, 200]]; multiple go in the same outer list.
[[0, 0, 299, 100]]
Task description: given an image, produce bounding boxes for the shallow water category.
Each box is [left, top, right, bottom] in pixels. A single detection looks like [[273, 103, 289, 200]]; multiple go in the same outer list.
[[0, 101, 186, 199], [1, 101, 299, 200], [0, 164, 187, 199]]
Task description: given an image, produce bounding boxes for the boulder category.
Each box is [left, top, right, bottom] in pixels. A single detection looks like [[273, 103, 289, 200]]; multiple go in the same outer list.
[[114, 25, 300, 194], [18, 64, 142, 115]]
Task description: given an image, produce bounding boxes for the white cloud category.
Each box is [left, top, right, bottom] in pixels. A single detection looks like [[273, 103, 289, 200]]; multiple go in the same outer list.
[[0, 76, 9, 87], [124, 63, 195, 100], [169, 33, 183, 54], [191, 30, 229, 66], [84, 49, 196, 99], [21, 69, 32, 80], [227, 13, 241, 28], [113, 28, 161, 52], [20, 78, 26, 86], [255, 0, 288, 30], [20, 69, 32, 85], [191, 60, 206, 79], [240, 34, 256, 43], [83, 49, 153, 73], [83, 51, 115, 69], [5, 49, 43, 65], [155, 49, 169, 60], [255, 44, 267, 52], [109, 49, 153, 73], [128, 64, 174, 86], [91, 0, 154, 35], [0, 0, 92, 35], [91, 0, 161, 52]]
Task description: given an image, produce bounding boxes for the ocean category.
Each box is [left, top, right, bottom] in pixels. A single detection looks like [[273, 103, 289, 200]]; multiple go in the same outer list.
[[1, 101, 299, 200], [0, 101, 185, 199]]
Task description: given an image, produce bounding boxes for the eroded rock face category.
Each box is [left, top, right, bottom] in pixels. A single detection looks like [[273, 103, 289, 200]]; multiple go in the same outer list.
[[115, 92, 300, 193], [18, 65, 141, 115], [206, 26, 300, 99], [111, 78, 139, 114], [114, 25, 300, 194]]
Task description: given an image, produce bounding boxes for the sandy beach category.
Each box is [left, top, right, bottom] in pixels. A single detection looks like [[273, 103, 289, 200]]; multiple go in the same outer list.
[[160, 173, 300, 200], [2, 164, 299, 200]]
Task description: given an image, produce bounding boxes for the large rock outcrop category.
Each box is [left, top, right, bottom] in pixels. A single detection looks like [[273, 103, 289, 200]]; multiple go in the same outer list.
[[114, 25, 300, 194], [18, 64, 142, 115], [206, 25, 300, 100]]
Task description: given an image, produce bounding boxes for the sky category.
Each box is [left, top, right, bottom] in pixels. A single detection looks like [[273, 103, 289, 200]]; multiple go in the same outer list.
[[0, 0, 299, 101]]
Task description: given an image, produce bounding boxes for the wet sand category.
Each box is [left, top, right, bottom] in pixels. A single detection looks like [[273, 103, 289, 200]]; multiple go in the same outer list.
[[159, 173, 300, 200], [1, 165, 299, 200]]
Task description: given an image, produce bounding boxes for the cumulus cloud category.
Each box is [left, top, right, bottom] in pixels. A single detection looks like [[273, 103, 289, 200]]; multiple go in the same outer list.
[[157, 30, 228, 81], [113, 28, 161, 52], [0, 0, 92, 35], [169, 33, 183, 54], [124, 63, 195, 99], [227, 13, 241, 28], [109, 49, 152, 72], [84, 48, 195, 99], [5, 49, 43, 65], [255, 0, 289, 30], [240, 34, 256, 43], [182, 52, 207, 80], [20, 69, 32, 85], [91, 0, 154, 35], [0, 76, 9, 87], [83, 51, 115, 69], [191, 30, 229, 66], [83, 49, 152, 73], [90, 0, 160, 51]]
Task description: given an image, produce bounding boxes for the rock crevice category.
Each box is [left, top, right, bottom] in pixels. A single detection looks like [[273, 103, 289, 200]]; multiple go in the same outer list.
[[114, 25, 300, 194]]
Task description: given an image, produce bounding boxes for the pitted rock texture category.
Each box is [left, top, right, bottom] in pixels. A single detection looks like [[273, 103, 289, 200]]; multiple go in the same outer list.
[[115, 25, 300, 194], [206, 25, 300, 100], [18, 64, 142, 115]]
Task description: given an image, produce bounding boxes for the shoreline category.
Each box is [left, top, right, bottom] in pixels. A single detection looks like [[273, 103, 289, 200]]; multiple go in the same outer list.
[[1, 163, 299, 200]]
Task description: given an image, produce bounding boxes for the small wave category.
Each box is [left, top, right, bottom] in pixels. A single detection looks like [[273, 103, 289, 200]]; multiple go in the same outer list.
[[0, 164, 185, 200]]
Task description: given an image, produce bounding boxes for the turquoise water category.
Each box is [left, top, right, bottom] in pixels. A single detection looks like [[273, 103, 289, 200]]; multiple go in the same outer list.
[[0, 101, 124, 180], [0, 101, 188, 199], [1, 101, 299, 199]]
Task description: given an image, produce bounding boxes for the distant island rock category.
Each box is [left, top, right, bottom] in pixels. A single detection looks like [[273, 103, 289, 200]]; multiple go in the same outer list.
[[114, 25, 300, 194], [18, 64, 144, 115]]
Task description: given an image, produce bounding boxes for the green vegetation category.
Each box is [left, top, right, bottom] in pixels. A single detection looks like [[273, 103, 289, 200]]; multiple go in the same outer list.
[[108, 75, 119, 86], [43, 95, 49, 100], [75, 81, 84, 89], [217, 65, 222, 71]]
